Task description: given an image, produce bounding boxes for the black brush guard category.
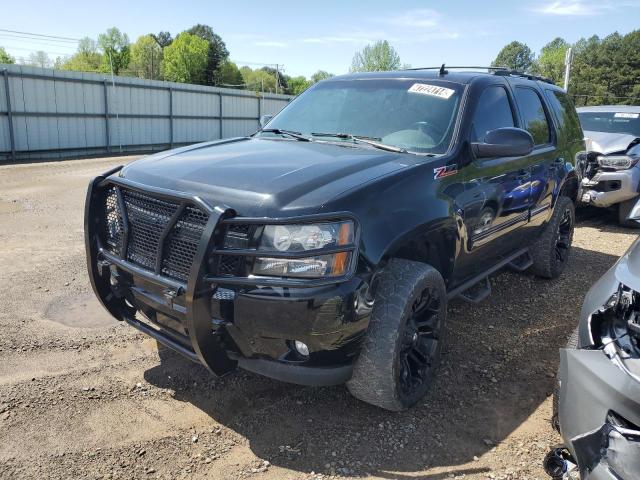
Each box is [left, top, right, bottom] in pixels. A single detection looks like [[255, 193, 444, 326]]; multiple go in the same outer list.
[[85, 165, 237, 376]]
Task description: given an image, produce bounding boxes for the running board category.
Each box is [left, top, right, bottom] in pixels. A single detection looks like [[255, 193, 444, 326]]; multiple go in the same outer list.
[[447, 248, 529, 303], [507, 251, 533, 272], [458, 277, 491, 303]]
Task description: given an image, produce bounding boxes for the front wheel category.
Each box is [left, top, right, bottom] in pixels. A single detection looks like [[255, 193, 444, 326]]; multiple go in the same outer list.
[[530, 196, 575, 279], [346, 259, 447, 411]]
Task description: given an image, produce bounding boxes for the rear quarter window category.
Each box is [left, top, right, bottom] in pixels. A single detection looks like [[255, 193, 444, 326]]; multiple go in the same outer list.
[[545, 89, 583, 142]]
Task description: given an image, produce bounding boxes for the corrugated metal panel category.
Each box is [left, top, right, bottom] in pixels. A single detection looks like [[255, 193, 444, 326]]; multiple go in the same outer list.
[[0, 66, 292, 161], [0, 71, 7, 112], [262, 98, 289, 116], [0, 117, 9, 151], [223, 94, 258, 119]]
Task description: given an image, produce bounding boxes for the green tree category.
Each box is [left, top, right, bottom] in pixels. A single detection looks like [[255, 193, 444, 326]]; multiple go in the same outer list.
[[287, 76, 311, 95], [240, 66, 276, 93], [570, 30, 640, 105], [491, 41, 535, 71], [161, 32, 209, 84], [61, 37, 101, 73], [350, 40, 401, 72], [185, 24, 228, 85], [0, 46, 15, 64], [536, 37, 570, 84], [260, 66, 287, 92], [153, 31, 173, 49], [310, 70, 334, 83], [129, 34, 162, 79], [98, 27, 130, 75], [218, 60, 244, 87]]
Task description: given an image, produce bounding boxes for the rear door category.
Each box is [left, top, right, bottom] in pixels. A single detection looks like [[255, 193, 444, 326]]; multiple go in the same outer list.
[[511, 84, 558, 231]]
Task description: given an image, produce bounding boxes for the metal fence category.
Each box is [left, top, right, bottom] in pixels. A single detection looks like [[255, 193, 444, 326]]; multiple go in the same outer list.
[[0, 64, 292, 162]]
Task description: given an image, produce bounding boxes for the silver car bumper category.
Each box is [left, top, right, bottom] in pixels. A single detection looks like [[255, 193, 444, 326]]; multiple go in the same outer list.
[[581, 166, 640, 208], [559, 348, 640, 479]]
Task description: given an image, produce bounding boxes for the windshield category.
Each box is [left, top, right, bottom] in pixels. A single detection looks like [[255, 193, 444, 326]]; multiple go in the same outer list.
[[578, 111, 640, 137], [262, 79, 463, 154]]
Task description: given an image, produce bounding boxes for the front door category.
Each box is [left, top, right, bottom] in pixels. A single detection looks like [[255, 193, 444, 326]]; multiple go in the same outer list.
[[449, 83, 532, 280]]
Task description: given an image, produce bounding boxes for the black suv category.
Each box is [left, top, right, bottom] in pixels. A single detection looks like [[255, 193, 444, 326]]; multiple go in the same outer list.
[[86, 68, 584, 411]]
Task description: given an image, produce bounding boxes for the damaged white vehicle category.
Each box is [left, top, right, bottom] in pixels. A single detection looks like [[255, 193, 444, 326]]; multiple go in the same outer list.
[[546, 198, 640, 480], [577, 106, 640, 226]]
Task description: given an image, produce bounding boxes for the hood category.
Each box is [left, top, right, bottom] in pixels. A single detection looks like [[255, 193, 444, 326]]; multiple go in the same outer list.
[[120, 137, 415, 217], [584, 130, 640, 155], [615, 236, 640, 292]]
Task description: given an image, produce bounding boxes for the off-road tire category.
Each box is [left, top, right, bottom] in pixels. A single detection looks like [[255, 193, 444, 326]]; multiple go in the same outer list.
[[346, 259, 447, 411], [618, 198, 640, 228], [551, 327, 578, 431], [530, 196, 575, 279]]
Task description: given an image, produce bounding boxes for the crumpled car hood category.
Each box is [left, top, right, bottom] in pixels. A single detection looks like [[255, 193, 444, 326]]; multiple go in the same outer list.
[[615, 236, 640, 292], [584, 130, 640, 155]]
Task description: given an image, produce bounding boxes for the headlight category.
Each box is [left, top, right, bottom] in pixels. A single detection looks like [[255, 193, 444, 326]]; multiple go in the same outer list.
[[252, 221, 354, 278], [597, 155, 638, 170]]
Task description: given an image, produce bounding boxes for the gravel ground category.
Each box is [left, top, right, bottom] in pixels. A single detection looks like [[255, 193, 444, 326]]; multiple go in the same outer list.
[[0, 156, 637, 480]]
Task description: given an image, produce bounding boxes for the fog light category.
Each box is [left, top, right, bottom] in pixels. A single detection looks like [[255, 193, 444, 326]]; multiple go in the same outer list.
[[293, 340, 309, 357]]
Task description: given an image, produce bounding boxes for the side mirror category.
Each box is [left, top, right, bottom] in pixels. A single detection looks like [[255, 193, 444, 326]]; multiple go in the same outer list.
[[260, 115, 273, 128], [471, 127, 534, 158]]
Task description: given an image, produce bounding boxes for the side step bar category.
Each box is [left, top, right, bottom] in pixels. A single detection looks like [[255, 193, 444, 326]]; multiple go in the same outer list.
[[447, 248, 530, 303]]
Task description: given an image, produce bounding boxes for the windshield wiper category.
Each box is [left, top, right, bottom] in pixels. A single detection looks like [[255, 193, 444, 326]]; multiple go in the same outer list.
[[257, 128, 312, 142], [311, 132, 407, 153]]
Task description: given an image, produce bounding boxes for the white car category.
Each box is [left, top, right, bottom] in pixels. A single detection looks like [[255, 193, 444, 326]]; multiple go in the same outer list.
[[577, 106, 640, 226]]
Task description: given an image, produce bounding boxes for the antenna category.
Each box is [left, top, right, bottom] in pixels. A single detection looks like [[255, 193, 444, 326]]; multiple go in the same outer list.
[[439, 64, 448, 75]]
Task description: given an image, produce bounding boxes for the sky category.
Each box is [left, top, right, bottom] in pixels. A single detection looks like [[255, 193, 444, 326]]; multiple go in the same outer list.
[[2, 0, 639, 78]]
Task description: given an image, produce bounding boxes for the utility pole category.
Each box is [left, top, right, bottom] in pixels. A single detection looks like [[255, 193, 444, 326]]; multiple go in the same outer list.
[[563, 47, 573, 91]]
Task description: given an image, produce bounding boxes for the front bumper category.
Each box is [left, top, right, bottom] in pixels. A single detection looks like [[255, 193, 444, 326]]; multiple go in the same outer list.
[[85, 169, 370, 386], [558, 348, 640, 479], [580, 166, 640, 208]]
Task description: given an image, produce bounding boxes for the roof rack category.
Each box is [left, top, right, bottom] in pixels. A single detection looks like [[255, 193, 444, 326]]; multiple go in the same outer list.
[[404, 64, 508, 74], [403, 63, 556, 85], [493, 69, 555, 85]]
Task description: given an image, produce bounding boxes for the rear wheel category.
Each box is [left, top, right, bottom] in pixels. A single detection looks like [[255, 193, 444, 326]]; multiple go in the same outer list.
[[530, 196, 575, 279], [346, 259, 447, 411]]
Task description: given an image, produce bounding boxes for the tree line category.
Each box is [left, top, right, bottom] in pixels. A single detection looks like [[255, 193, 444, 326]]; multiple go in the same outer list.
[[1, 28, 637, 105], [491, 30, 639, 106], [0, 25, 334, 96]]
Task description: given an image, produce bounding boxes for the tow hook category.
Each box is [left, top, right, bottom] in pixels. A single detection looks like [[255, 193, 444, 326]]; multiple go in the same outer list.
[[162, 287, 184, 308], [543, 447, 576, 479]]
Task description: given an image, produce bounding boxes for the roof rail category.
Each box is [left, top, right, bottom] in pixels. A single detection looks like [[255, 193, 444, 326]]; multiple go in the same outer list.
[[402, 64, 556, 85], [493, 69, 556, 85], [404, 65, 508, 73]]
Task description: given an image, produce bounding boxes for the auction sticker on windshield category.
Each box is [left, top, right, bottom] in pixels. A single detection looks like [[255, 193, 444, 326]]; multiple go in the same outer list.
[[614, 112, 639, 119], [408, 83, 455, 100]]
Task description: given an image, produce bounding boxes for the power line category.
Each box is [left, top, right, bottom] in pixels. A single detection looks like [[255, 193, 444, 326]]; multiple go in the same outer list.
[[0, 29, 81, 42]]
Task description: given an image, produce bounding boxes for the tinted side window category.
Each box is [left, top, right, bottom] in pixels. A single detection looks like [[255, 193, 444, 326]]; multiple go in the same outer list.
[[514, 87, 551, 145], [471, 86, 515, 142], [545, 89, 582, 142]]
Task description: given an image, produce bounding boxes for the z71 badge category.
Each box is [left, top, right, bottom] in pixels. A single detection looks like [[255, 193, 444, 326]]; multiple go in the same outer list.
[[433, 164, 458, 179]]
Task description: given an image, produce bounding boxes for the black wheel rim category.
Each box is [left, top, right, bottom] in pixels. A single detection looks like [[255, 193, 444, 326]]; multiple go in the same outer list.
[[555, 208, 573, 264], [398, 287, 441, 396]]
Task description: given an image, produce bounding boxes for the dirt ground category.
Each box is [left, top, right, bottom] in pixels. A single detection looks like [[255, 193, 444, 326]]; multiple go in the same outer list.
[[0, 156, 637, 480]]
